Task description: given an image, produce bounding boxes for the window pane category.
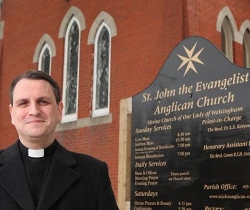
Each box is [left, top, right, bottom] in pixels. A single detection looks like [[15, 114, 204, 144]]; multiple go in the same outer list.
[[65, 21, 79, 115], [221, 17, 233, 61], [95, 26, 110, 109], [243, 29, 250, 68], [41, 48, 50, 74]]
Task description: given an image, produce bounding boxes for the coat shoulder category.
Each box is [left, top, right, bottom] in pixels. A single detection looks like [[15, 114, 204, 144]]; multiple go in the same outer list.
[[69, 151, 107, 173]]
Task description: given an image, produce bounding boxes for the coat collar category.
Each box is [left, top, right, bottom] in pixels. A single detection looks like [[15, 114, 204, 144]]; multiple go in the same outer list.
[[0, 141, 35, 210], [0, 140, 80, 210]]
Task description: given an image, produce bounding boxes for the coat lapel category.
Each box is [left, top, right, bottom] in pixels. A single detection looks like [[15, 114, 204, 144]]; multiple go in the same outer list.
[[37, 142, 80, 210], [0, 141, 35, 210]]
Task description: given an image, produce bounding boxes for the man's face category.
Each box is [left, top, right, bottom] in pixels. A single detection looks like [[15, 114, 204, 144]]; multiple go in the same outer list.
[[9, 79, 63, 148]]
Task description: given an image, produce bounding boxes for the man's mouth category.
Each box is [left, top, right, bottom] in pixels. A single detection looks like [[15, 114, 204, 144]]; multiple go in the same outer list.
[[25, 119, 45, 124]]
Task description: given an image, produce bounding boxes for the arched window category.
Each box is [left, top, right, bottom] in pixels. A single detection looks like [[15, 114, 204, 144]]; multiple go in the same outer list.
[[33, 34, 56, 74], [92, 22, 111, 117], [243, 29, 250, 68], [62, 17, 81, 122], [221, 16, 234, 62], [216, 6, 239, 62], [88, 12, 117, 117], [38, 43, 51, 74]]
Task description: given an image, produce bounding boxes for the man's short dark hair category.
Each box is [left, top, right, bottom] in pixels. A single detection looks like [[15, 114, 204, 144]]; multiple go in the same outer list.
[[9, 70, 61, 105]]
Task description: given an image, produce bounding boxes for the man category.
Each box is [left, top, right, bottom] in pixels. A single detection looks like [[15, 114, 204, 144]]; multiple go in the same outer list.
[[0, 70, 119, 210]]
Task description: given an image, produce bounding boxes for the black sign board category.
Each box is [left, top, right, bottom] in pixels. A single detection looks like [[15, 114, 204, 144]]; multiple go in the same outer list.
[[131, 36, 250, 209]]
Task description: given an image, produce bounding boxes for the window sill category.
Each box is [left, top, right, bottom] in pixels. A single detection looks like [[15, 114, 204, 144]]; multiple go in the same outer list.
[[56, 113, 112, 132]]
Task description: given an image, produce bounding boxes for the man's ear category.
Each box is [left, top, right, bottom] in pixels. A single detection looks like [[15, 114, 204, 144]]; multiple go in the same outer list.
[[9, 104, 14, 125], [57, 101, 63, 122]]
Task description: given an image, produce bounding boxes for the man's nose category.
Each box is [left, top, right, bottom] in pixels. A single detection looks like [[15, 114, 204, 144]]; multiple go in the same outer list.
[[29, 103, 40, 115]]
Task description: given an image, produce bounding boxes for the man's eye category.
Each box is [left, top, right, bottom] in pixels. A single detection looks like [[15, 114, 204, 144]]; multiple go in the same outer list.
[[39, 100, 49, 105], [17, 101, 28, 107]]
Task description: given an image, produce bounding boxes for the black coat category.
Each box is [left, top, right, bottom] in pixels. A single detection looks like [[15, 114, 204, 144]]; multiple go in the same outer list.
[[0, 140, 119, 210]]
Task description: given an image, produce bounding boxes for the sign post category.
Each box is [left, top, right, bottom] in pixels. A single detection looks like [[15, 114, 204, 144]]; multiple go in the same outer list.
[[131, 37, 250, 209]]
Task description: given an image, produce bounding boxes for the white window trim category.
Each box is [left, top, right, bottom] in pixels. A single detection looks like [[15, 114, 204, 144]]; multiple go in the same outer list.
[[38, 43, 52, 74], [92, 22, 111, 117], [61, 16, 81, 123]]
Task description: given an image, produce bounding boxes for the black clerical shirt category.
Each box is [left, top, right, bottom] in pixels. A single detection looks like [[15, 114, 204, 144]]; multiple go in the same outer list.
[[19, 141, 56, 207]]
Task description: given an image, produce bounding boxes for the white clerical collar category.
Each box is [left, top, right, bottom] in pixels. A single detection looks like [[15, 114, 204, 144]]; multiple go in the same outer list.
[[28, 149, 45, 158]]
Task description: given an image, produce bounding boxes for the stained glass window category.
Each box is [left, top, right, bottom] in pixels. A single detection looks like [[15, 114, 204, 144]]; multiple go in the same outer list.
[[65, 21, 79, 115], [38, 43, 51, 75], [243, 29, 250, 68], [41, 48, 50, 74], [221, 16, 233, 62], [93, 23, 111, 116], [96, 26, 109, 109]]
